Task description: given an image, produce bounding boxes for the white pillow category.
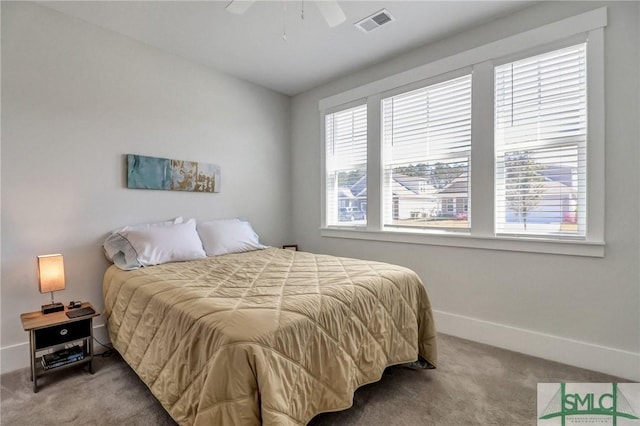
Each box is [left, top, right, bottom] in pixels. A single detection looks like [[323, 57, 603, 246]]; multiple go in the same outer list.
[[103, 217, 184, 269], [104, 218, 206, 269], [197, 219, 266, 256]]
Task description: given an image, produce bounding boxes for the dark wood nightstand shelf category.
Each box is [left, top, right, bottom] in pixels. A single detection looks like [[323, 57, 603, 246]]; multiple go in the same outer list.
[[20, 302, 100, 392]]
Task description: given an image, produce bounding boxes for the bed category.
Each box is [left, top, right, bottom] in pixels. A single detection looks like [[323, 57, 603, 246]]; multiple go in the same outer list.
[[103, 247, 437, 425]]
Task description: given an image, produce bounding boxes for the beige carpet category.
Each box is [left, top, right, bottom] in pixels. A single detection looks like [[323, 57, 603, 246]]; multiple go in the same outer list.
[[0, 333, 627, 425]]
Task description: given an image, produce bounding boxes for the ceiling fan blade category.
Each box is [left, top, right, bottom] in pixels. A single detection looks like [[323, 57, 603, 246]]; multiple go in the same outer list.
[[315, 1, 346, 27], [225, 0, 256, 15]]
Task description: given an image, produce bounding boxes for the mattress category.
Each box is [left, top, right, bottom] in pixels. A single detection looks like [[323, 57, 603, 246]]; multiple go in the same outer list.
[[103, 247, 437, 425]]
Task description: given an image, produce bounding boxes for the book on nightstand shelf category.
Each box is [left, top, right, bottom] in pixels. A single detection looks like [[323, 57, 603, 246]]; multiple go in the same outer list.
[[41, 346, 84, 370]]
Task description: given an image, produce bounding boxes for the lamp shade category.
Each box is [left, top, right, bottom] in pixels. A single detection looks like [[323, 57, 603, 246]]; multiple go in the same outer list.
[[38, 254, 65, 293]]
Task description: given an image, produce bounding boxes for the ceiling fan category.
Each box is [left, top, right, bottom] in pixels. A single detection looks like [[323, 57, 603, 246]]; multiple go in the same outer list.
[[225, 0, 347, 28]]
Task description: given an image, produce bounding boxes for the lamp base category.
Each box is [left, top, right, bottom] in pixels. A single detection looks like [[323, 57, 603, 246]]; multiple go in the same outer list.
[[42, 302, 64, 314]]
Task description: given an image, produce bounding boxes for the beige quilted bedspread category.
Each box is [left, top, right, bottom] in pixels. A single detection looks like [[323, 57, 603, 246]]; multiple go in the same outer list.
[[103, 247, 437, 425]]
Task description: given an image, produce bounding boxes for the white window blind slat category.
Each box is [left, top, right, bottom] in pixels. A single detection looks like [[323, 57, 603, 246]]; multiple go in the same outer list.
[[495, 43, 587, 237]]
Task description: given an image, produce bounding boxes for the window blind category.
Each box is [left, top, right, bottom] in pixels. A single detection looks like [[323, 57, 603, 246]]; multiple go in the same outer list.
[[381, 74, 472, 230], [495, 43, 587, 237], [325, 104, 367, 226]]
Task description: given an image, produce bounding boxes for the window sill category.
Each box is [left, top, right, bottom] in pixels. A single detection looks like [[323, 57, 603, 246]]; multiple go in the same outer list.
[[320, 227, 605, 257]]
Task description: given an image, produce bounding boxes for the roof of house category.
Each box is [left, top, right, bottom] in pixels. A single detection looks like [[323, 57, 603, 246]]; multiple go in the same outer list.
[[350, 176, 367, 198], [439, 172, 468, 195], [342, 174, 439, 199], [337, 187, 356, 199]]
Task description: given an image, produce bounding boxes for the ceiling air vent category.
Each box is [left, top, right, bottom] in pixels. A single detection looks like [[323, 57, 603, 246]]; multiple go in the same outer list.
[[355, 9, 395, 33]]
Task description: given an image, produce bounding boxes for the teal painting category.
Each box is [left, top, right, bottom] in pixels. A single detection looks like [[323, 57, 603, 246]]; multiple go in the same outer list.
[[127, 154, 220, 193]]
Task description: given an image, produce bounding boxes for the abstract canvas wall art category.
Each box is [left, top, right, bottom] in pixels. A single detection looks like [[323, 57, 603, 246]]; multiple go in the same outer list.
[[127, 154, 220, 193]]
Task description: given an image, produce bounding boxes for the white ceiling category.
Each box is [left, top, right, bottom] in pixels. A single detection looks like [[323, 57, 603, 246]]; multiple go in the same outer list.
[[41, 1, 536, 96]]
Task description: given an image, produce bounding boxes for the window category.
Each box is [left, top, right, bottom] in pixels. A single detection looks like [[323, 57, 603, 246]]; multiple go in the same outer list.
[[382, 75, 472, 230], [495, 44, 587, 237], [325, 104, 367, 226], [320, 8, 605, 256]]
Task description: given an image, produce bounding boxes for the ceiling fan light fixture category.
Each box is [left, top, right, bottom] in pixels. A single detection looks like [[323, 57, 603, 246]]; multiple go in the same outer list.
[[224, 0, 347, 32], [225, 0, 255, 15], [314, 1, 346, 28]]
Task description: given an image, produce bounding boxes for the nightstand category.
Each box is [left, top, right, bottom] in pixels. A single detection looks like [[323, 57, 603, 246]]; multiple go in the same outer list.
[[20, 302, 100, 392]]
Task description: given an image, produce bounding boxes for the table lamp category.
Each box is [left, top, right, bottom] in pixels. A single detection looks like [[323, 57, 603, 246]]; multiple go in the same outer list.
[[38, 254, 66, 314]]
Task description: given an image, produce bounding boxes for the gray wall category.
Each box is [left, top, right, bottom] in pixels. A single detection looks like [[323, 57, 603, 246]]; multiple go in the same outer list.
[[291, 1, 640, 378], [1, 1, 291, 362]]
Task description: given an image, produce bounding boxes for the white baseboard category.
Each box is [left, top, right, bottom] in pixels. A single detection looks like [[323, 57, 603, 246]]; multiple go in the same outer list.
[[0, 324, 110, 374], [4, 315, 638, 381], [434, 309, 640, 382]]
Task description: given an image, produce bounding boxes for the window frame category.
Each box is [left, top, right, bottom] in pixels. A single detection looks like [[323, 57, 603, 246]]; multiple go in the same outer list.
[[322, 101, 368, 229], [319, 8, 606, 257], [321, 99, 368, 230], [380, 70, 473, 233], [493, 40, 588, 238]]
